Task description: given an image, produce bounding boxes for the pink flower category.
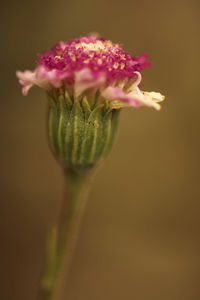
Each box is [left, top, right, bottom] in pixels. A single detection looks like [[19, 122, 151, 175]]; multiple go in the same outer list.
[[16, 35, 164, 109]]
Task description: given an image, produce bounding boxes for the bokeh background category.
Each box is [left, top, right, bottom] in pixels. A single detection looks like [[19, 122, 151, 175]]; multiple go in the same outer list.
[[1, 0, 200, 299]]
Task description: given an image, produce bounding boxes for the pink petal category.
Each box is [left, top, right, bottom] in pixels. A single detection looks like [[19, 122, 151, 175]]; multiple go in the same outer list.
[[16, 70, 35, 96], [16, 70, 36, 82], [21, 84, 33, 96], [35, 66, 62, 89], [16, 66, 69, 95], [101, 86, 140, 107], [74, 68, 106, 97]]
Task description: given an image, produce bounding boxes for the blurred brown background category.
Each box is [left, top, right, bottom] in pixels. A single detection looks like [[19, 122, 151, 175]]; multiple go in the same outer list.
[[1, 0, 200, 299]]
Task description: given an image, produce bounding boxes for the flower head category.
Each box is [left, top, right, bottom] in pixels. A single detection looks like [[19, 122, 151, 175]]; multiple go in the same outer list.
[[16, 34, 164, 110]]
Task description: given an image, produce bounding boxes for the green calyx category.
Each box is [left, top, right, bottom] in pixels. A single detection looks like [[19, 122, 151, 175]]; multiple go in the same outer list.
[[47, 92, 120, 173]]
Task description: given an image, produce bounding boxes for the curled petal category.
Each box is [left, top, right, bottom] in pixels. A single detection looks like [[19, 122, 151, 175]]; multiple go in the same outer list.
[[129, 71, 142, 89], [74, 68, 106, 97], [124, 71, 142, 93], [16, 70, 35, 96], [127, 72, 165, 110], [19, 81, 33, 96], [16, 66, 69, 95]]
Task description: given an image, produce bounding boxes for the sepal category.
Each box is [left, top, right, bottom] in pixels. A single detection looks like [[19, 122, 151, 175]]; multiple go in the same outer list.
[[47, 93, 120, 173]]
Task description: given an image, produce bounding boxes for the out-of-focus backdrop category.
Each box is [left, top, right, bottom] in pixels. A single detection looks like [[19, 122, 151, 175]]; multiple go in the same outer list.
[[1, 0, 200, 299]]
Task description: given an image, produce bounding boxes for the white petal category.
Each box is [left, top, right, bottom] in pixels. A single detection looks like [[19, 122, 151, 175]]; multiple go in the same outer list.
[[142, 91, 165, 102], [128, 88, 162, 110], [126, 72, 165, 110], [127, 71, 142, 92]]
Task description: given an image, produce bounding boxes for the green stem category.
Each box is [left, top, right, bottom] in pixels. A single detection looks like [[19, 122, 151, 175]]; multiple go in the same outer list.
[[37, 168, 92, 300]]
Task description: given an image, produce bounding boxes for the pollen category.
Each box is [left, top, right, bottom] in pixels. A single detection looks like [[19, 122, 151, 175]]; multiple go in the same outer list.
[[120, 62, 125, 70], [71, 56, 76, 61], [113, 62, 119, 69], [97, 58, 103, 65], [88, 52, 94, 58]]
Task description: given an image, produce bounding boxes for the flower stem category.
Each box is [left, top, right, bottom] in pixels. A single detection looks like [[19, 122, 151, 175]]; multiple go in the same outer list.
[[37, 168, 92, 300]]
